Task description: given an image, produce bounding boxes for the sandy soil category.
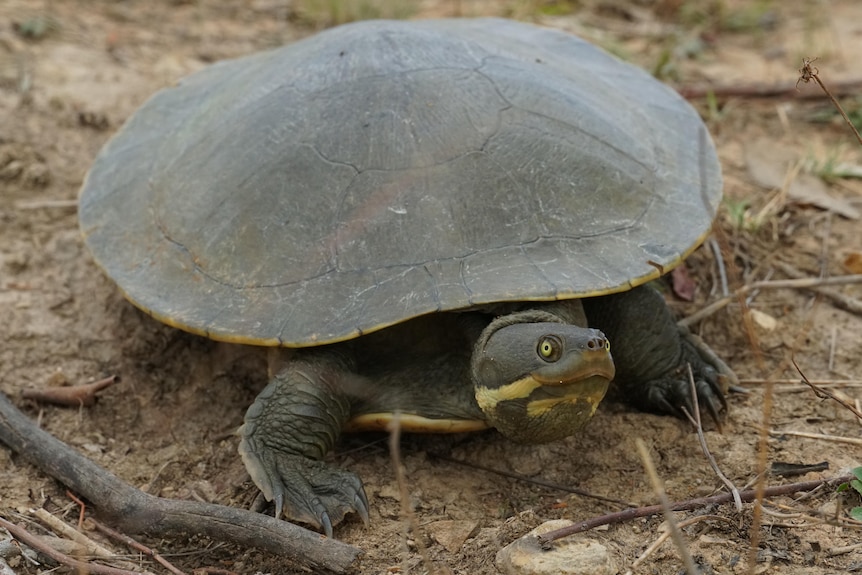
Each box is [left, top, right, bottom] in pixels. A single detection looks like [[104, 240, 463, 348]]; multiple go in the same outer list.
[[2, 1, 861, 574]]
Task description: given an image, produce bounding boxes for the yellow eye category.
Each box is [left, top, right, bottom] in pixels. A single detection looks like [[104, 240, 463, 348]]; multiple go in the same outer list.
[[537, 336, 562, 362], [605, 339, 610, 352]]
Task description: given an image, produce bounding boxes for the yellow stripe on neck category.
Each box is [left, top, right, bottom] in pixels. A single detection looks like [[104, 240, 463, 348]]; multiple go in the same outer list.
[[475, 376, 543, 411]]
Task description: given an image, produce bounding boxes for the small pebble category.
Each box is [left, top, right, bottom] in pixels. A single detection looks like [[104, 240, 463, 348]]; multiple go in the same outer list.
[[495, 520, 616, 575]]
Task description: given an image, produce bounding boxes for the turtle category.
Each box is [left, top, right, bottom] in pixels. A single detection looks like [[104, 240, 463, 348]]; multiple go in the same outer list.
[[78, 18, 732, 538]]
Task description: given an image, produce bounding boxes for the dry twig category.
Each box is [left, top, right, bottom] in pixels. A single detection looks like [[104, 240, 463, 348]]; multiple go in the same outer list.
[[635, 438, 699, 575], [22, 375, 120, 407], [796, 57, 862, 147], [86, 514, 188, 575], [631, 514, 731, 569], [66, 490, 87, 529], [679, 270, 862, 328], [13, 198, 78, 210], [388, 415, 438, 575], [677, 78, 862, 100], [774, 262, 862, 316], [436, 454, 635, 507], [748, 361, 778, 571], [30, 507, 140, 572], [740, 378, 862, 388], [769, 430, 862, 447], [708, 237, 729, 297], [536, 475, 854, 545], [793, 357, 862, 420], [682, 365, 742, 514], [0, 516, 144, 575], [829, 542, 862, 556]]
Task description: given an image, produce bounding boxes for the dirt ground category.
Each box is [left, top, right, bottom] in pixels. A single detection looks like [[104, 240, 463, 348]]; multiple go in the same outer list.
[[2, 1, 862, 574]]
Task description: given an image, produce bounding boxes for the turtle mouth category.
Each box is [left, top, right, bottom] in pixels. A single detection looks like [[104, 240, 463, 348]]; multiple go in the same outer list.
[[530, 351, 616, 387], [532, 368, 615, 388], [533, 374, 613, 397]]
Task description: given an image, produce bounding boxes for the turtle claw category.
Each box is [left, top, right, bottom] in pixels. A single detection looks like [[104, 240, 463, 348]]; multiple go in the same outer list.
[[273, 492, 284, 520], [239, 435, 368, 537], [320, 511, 334, 539], [693, 368, 729, 427], [355, 489, 370, 526], [653, 395, 679, 420], [640, 332, 729, 427], [704, 395, 723, 431], [273, 455, 367, 535]]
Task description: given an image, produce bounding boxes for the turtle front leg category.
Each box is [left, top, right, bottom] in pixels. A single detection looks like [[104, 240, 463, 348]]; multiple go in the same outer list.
[[238, 351, 369, 538], [582, 285, 730, 423]]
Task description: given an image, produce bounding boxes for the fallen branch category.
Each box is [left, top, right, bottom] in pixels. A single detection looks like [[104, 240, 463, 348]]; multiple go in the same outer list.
[[0, 391, 362, 573], [536, 474, 854, 545]]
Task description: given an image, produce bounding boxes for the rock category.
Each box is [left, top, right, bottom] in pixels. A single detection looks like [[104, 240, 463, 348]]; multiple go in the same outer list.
[[749, 309, 777, 331], [427, 520, 480, 553], [495, 520, 615, 575]]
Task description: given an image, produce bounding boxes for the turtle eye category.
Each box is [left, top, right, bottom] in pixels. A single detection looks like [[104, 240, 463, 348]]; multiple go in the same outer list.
[[537, 335, 562, 362]]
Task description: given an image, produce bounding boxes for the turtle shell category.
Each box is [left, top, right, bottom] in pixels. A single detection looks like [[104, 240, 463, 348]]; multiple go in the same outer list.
[[78, 18, 721, 346]]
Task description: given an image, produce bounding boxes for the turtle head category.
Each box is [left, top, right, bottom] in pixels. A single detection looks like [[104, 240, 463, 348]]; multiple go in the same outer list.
[[471, 311, 615, 444]]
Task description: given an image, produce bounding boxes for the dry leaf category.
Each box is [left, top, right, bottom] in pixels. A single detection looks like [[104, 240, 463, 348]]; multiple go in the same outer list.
[[670, 266, 697, 301]]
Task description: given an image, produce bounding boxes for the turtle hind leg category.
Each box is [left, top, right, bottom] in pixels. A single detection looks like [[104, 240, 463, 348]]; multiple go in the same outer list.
[[582, 284, 729, 423], [238, 350, 369, 538]]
